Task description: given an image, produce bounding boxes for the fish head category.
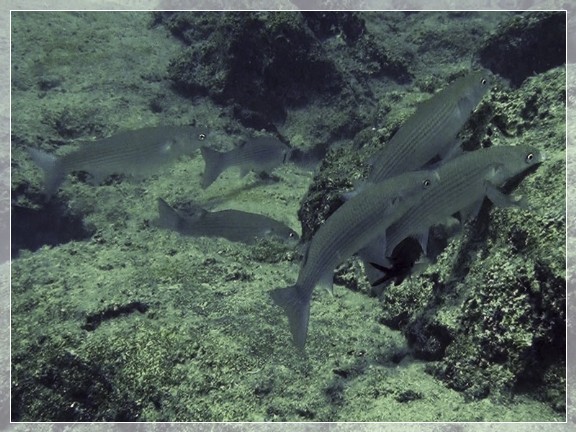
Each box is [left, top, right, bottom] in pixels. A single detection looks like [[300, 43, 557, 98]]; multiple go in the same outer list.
[[486, 145, 544, 185], [265, 224, 300, 244], [395, 169, 441, 203], [469, 69, 492, 97], [457, 70, 492, 116], [422, 169, 441, 189], [170, 127, 210, 155], [282, 227, 301, 244], [413, 169, 441, 192]]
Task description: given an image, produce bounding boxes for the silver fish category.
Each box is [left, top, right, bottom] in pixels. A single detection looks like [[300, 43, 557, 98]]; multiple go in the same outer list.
[[367, 70, 492, 184], [27, 125, 208, 198], [156, 198, 299, 244], [270, 169, 440, 349], [385, 145, 543, 261], [200, 136, 291, 188]]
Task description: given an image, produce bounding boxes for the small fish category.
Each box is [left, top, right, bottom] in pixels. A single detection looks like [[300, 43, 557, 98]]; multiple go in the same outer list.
[[270, 169, 439, 350], [200, 136, 292, 188], [27, 125, 208, 198], [156, 198, 299, 244], [367, 70, 492, 184]]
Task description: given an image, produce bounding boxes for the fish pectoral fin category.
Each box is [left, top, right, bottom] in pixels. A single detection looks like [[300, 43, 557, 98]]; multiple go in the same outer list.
[[359, 235, 388, 263], [359, 238, 391, 275], [486, 183, 527, 209], [369, 261, 392, 273]]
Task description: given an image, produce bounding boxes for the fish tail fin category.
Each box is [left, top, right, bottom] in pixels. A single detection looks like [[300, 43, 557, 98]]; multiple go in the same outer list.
[[200, 146, 226, 189], [26, 147, 65, 198], [156, 198, 181, 231], [270, 284, 310, 350]]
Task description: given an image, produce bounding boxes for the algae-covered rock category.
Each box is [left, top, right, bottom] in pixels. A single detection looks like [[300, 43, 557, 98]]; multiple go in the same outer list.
[[379, 67, 566, 408], [479, 11, 566, 87], [160, 11, 411, 143], [162, 12, 345, 125]]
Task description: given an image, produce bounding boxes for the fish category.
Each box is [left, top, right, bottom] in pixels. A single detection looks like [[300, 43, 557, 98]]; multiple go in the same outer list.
[[200, 136, 292, 188], [270, 169, 440, 349], [27, 125, 208, 198], [156, 198, 299, 244], [383, 145, 543, 264], [366, 70, 492, 185]]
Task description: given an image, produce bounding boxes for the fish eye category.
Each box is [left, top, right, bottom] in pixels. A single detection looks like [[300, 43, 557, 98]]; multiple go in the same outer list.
[[526, 153, 534, 163], [198, 133, 206, 141], [422, 179, 431, 188], [481, 78, 488, 85]]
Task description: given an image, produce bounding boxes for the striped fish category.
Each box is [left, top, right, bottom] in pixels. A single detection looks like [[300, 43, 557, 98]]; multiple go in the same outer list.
[[200, 136, 291, 189], [270, 169, 440, 350], [367, 70, 492, 184], [156, 198, 299, 244], [27, 125, 208, 198], [384, 145, 543, 262]]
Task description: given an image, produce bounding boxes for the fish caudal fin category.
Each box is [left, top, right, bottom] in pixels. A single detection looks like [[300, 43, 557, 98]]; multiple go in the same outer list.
[[26, 147, 65, 199], [156, 198, 181, 231], [200, 146, 226, 189], [270, 285, 310, 350]]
